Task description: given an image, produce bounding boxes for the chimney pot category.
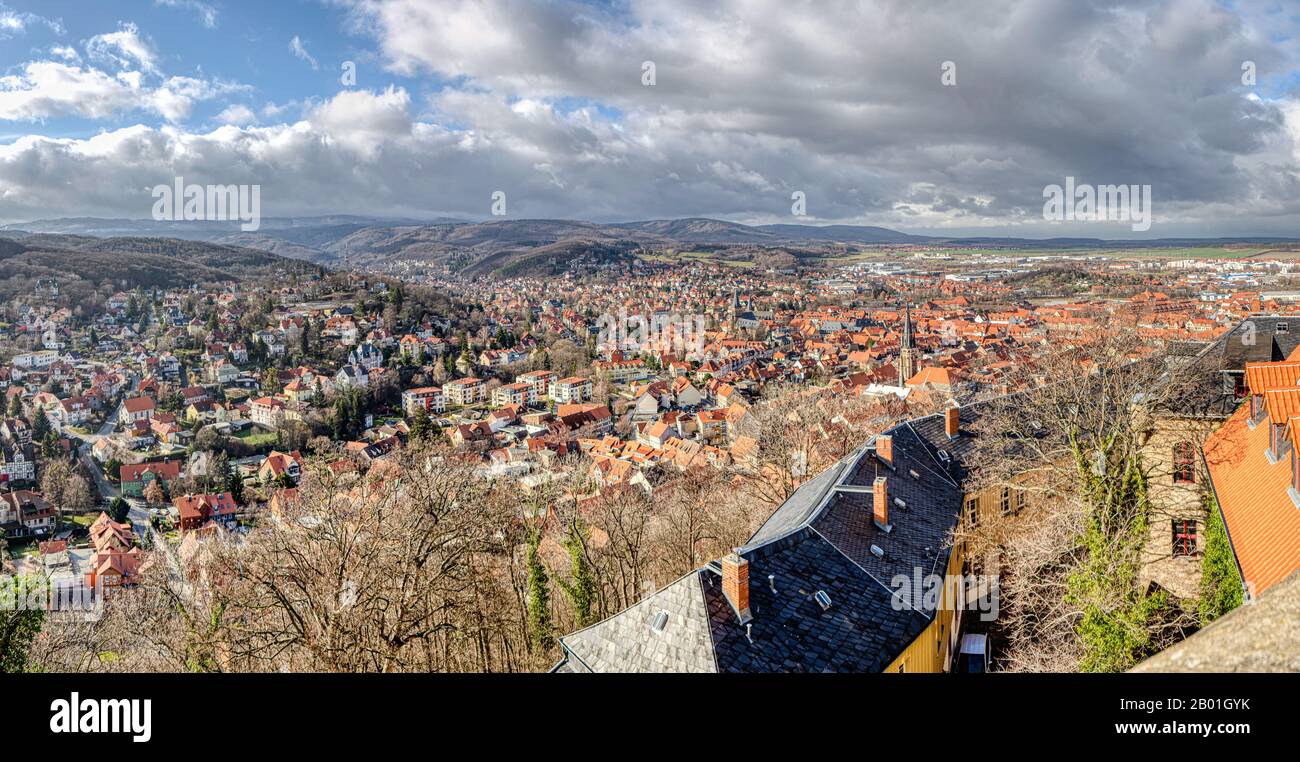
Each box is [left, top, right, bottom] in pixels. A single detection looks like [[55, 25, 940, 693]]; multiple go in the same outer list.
[[875, 434, 893, 466], [945, 406, 960, 438], [721, 552, 751, 623], [873, 476, 890, 528]]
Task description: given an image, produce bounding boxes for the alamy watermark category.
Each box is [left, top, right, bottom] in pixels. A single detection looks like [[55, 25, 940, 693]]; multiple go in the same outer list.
[[889, 567, 1000, 622], [595, 310, 706, 356], [0, 573, 104, 621], [1042, 176, 1151, 232], [50, 692, 152, 743], [151, 176, 261, 232]]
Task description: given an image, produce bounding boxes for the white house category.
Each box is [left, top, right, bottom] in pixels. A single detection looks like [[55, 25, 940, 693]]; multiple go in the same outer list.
[[402, 387, 446, 415], [117, 396, 155, 426], [551, 377, 593, 404]]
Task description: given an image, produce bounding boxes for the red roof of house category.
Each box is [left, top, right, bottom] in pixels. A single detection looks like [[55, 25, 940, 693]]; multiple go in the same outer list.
[[122, 396, 155, 413], [1204, 404, 1300, 596], [120, 459, 182, 483]]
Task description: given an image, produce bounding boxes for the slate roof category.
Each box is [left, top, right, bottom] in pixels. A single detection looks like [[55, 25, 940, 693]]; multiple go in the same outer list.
[[554, 407, 969, 673], [705, 527, 931, 672], [558, 571, 717, 673], [811, 425, 962, 609], [1217, 316, 1300, 369]]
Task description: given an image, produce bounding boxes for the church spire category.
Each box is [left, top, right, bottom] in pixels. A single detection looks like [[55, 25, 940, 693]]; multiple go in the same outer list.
[[902, 303, 913, 350], [897, 302, 916, 385]]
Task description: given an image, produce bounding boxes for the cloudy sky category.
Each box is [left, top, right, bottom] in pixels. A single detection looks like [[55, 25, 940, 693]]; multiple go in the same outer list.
[[1, 0, 1300, 237]]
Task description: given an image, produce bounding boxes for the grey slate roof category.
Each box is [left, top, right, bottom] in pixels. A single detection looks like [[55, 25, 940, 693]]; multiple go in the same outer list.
[[745, 453, 852, 548], [705, 527, 931, 672], [558, 571, 717, 673], [553, 404, 977, 673], [1217, 316, 1300, 368], [811, 425, 962, 613]]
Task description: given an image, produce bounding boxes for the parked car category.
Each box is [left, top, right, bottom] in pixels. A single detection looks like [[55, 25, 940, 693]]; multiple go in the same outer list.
[[955, 634, 990, 673]]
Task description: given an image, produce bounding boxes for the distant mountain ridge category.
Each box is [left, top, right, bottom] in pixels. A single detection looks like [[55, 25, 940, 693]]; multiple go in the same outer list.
[[7, 215, 1300, 277], [0, 233, 322, 296]]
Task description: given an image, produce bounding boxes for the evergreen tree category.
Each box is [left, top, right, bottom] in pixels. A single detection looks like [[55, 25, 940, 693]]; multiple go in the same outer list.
[[109, 496, 130, 524], [40, 431, 59, 459], [350, 388, 367, 433], [7, 394, 22, 418], [556, 520, 598, 628], [409, 406, 432, 442], [526, 528, 554, 652], [333, 398, 349, 439], [31, 408, 50, 440], [224, 458, 244, 503]]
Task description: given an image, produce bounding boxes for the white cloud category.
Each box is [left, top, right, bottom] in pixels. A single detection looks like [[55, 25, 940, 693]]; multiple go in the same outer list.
[[215, 104, 257, 125], [0, 6, 65, 38], [49, 45, 80, 62], [85, 22, 159, 74], [0, 62, 140, 121], [289, 35, 319, 70], [155, 0, 218, 29], [0, 61, 245, 123]]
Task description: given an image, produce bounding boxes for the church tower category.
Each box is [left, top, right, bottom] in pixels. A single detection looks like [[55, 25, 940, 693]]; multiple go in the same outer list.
[[897, 303, 916, 385]]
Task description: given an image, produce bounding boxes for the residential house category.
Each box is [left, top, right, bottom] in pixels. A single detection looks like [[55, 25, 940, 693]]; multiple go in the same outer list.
[[444, 378, 486, 406], [334, 364, 370, 390], [259, 450, 304, 485], [492, 382, 531, 409], [349, 342, 385, 371], [117, 396, 155, 426], [517, 370, 557, 403], [1202, 361, 1300, 599], [0, 490, 56, 538], [402, 386, 446, 415], [552, 405, 988, 673], [83, 512, 143, 590], [551, 376, 593, 404], [175, 492, 239, 532], [120, 459, 184, 498], [0, 442, 35, 484], [250, 397, 287, 429]]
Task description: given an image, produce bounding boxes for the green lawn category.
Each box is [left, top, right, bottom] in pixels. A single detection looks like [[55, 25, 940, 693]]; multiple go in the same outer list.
[[6, 539, 36, 560], [235, 429, 279, 447]]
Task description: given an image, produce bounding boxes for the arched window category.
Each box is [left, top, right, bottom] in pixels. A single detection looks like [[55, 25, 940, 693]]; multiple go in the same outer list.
[[1173, 441, 1196, 484]]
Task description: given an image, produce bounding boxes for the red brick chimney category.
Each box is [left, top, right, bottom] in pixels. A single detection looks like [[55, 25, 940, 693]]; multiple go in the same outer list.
[[721, 552, 751, 622], [876, 434, 893, 466], [945, 406, 960, 438], [873, 476, 889, 527]]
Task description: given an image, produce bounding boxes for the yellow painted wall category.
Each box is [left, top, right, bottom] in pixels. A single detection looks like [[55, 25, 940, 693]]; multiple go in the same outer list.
[[884, 536, 965, 673]]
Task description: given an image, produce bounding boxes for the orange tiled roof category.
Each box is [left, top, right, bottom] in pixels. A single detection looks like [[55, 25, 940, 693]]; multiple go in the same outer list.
[[1263, 388, 1300, 426], [1203, 404, 1300, 596], [1244, 361, 1300, 396]]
